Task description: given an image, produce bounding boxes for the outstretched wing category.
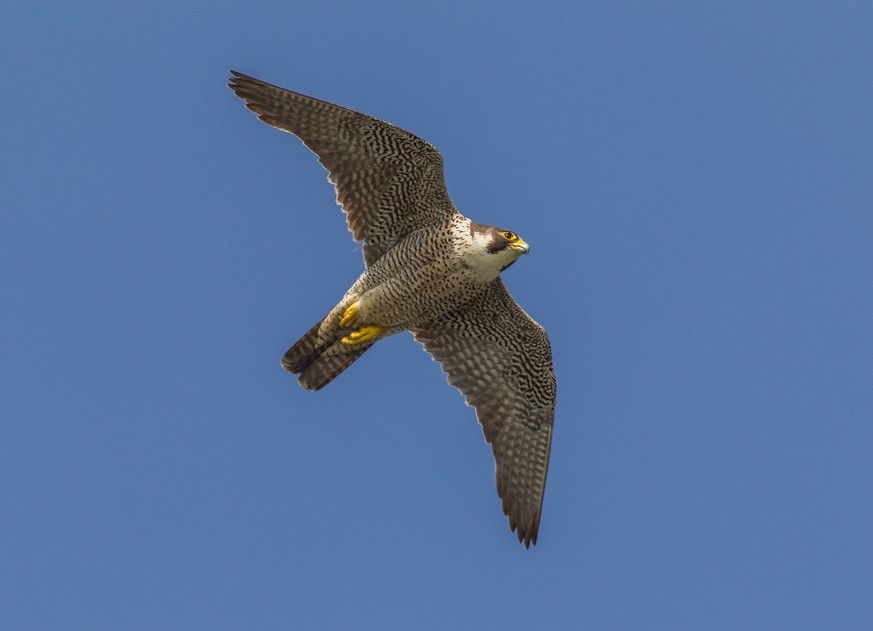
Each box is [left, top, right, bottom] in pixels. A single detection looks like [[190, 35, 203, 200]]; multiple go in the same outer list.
[[411, 279, 556, 547], [228, 71, 456, 267]]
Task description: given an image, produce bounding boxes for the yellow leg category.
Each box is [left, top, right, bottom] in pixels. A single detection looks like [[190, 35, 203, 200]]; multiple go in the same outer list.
[[341, 325, 384, 345], [340, 302, 359, 328]]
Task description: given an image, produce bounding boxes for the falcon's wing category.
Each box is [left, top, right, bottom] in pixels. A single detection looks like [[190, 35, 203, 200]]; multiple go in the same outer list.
[[228, 71, 456, 267], [411, 279, 556, 547]]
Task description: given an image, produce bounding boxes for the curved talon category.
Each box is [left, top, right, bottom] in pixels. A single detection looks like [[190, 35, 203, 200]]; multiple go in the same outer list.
[[340, 302, 359, 328], [341, 325, 384, 345]]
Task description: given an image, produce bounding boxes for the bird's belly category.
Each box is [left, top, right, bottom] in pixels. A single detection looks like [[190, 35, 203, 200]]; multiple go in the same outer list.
[[356, 262, 484, 328]]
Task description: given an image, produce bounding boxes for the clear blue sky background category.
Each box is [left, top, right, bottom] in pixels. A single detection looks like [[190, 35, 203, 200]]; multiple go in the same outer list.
[[3, 1, 872, 629]]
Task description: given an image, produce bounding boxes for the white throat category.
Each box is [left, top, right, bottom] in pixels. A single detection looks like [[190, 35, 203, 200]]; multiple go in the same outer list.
[[459, 228, 520, 282]]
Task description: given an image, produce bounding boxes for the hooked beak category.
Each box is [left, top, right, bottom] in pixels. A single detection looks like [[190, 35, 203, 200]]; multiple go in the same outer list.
[[510, 239, 530, 254]]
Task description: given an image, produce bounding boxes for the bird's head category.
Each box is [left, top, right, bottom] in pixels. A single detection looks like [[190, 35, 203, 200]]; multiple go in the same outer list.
[[489, 228, 530, 272], [466, 223, 530, 276], [489, 228, 530, 255]]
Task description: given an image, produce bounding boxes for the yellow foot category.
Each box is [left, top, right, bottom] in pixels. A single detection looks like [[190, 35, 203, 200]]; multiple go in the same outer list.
[[340, 302, 359, 328], [341, 325, 384, 345]]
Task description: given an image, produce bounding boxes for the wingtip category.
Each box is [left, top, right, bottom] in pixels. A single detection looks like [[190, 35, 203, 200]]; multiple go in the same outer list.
[[226, 69, 253, 92], [226, 70, 240, 92], [517, 527, 537, 549], [510, 513, 540, 549]]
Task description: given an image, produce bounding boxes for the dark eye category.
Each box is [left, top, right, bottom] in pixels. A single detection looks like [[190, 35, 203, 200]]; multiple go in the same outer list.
[[502, 231, 515, 240]]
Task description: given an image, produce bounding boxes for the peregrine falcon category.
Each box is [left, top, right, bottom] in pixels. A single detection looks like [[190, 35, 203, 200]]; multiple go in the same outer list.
[[228, 71, 556, 547]]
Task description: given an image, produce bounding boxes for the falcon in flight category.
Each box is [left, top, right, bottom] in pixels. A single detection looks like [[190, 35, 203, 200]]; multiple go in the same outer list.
[[228, 71, 556, 547]]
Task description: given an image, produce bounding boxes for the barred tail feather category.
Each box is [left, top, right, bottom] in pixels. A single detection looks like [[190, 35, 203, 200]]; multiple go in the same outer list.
[[281, 319, 327, 374], [281, 316, 373, 391], [296, 346, 371, 390]]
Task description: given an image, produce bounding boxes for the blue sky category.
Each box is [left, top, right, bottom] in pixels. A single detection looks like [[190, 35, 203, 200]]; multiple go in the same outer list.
[[3, 1, 872, 628]]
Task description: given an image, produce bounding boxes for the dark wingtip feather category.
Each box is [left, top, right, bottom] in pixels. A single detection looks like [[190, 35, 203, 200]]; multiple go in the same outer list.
[[513, 520, 537, 549], [226, 69, 246, 92], [226, 70, 268, 103], [505, 498, 539, 548]]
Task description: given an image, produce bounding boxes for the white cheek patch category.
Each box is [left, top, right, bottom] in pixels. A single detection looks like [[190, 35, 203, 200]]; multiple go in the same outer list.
[[466, 239, 515, 281], [470, 230, 492, 251], [451, 222, 518, 282]]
